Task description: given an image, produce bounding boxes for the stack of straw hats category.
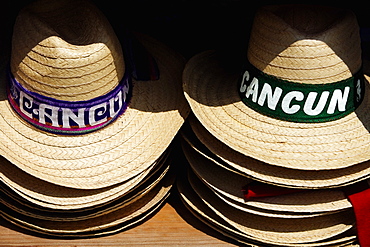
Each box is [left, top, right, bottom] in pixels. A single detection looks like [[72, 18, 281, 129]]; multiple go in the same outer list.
[[180, 4, 370, 246], [0, 0, 189, 237]]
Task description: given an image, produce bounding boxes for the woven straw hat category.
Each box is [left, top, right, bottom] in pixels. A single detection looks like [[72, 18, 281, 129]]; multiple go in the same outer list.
[[188, 171, 355, 245], [186, 114, 370, 189], [181, 137, 352, 218], [0, 149, 170, 210], [0, 0, 189, 189], [177, 172, 358, 247], [180, 114, 362, 245], [0, 171, 174, 237], [0, 160, 170, 221], [183, 4, 370, 171]]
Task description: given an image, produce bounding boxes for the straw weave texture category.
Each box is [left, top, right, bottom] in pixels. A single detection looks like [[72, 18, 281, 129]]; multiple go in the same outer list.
[[177, 173, 357, 246], [0, 0, 189, 189], [182, 5, 370, 174], [1, 173, 173, 237], [188, 170, 355, 244], [180, 134, 352, 216], [11, 0, 124, 101], [188, 114, 370, 189], [0, 151, 169, 209], [248, 5, 361, 83]]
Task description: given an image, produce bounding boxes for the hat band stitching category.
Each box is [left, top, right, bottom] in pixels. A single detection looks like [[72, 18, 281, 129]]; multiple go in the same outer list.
[[238, 64, 365, 123], [7, 69, 132, 135]]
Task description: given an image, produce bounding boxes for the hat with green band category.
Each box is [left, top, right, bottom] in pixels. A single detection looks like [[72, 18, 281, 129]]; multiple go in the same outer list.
[[183, 4, 370, 172]]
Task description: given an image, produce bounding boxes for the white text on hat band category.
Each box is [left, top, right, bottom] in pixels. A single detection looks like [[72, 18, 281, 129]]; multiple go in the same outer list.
[[7, 69, 132, 135], [239, 65, 364, 123]]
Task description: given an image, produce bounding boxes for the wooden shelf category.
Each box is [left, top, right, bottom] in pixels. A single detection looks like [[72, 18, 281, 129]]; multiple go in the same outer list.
[[0, 192, 238, 246]]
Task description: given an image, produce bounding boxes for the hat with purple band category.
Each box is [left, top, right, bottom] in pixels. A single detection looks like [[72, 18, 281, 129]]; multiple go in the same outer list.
[[0, 0, 189, 190]]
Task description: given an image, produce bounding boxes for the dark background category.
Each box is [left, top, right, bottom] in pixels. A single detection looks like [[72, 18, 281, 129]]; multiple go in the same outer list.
[[0, 1, 368, 242], [2, 1, 370, 61]]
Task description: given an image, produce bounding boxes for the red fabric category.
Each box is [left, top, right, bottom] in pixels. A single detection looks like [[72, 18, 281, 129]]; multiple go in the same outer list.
[[346, 187, 370, 247], [242, 182, 303, 200]]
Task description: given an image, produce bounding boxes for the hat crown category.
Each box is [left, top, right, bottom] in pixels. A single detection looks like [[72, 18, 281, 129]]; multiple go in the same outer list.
[[247, 5, 362, 84], [10, 0, 125, 101]]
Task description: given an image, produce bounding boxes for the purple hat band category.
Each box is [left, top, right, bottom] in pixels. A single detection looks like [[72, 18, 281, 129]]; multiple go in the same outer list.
[[6, 33, 159, 135], [7, 70, 132, 135]]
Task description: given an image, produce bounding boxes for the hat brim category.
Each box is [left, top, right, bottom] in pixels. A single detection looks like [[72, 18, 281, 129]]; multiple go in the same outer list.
[[188, 171, 355, 244], [0, 33, 189, 189], [180, 136, 352, 217], [183, 50, 370, 171], [187, 114, 370, 189], [0, 149, 170, 210], [0, 168, 174, 237], [177, 172, 357, 246]]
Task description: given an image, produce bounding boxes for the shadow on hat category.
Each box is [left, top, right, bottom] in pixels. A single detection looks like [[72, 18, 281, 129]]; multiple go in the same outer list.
[[183, 4, 370, 173], [0, 0, 189, 189]]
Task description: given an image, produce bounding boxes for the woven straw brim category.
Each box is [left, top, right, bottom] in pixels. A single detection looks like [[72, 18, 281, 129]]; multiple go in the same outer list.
[[0, 149, 170, 209], [0, 162, 172, 222], [0, 152, 170, 215], [0, 168, 174, 237], [188, 114, 370, 189], [183, 50, 370, 171], [0, 33, 189, 189], [183, 146, 347, 220], [181, 135, 351, 217], [177, 172, 357, 247], [187, 170, 355, 245]]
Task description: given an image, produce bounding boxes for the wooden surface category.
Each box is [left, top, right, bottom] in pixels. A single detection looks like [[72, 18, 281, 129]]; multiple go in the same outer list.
[[0, 192, 239, 246]]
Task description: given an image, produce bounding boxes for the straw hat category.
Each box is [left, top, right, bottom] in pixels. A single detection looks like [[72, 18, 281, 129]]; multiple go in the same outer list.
[[181, 138, 352, 218], [188, 172, 355, 245], [0, 170, 174, 237], [187, 114, 370, 189], [0, 160, 169, 221], [177, 172, 358, 247], [183, 4, 370, 171], [0, 0, 189, 189], [0, 149, 170, 210], [180, 115, 363, 245]]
